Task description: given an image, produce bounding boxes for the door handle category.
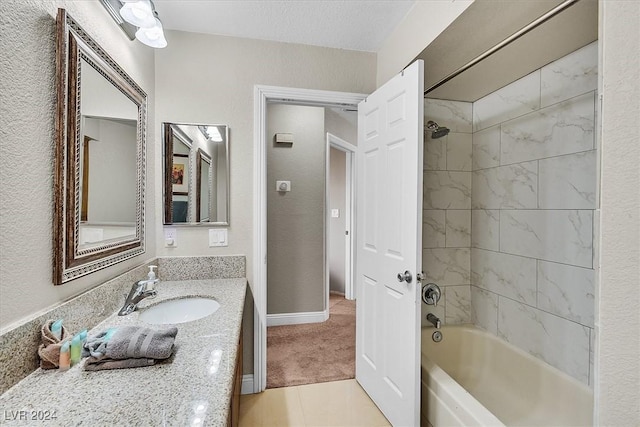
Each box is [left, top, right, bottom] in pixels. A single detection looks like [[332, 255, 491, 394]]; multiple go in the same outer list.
[[397, 270, 412, 284]]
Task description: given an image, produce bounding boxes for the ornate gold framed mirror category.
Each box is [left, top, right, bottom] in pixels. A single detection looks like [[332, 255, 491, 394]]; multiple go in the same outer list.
[[53, 9, 146, 285]]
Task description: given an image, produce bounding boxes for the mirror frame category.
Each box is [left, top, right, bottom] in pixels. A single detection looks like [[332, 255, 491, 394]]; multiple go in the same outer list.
[[196, 148, 212, 223], [53, 9, 146, 285], [163, 123, 230, 226]]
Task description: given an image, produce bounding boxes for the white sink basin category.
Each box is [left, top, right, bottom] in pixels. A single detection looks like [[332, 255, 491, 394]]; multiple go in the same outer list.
[[139, 297, 220, 324]]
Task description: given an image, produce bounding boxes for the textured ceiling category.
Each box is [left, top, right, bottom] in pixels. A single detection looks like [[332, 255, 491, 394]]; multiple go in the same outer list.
[[152, 0, 416, 52]]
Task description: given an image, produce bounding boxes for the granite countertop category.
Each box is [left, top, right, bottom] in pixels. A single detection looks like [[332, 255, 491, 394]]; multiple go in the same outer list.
[[0, 279, 247, 426]]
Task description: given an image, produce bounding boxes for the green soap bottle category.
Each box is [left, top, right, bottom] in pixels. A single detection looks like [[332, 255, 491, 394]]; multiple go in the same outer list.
[[70, 334, 82, 366]]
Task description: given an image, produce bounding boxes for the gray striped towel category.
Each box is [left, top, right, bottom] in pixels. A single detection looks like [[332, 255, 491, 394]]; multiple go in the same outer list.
[[84, 326, 177, 371]]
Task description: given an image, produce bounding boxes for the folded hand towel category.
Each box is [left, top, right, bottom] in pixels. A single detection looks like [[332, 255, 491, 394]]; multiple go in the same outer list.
[[37, 320, 71, 370], [84, 357, 156, 371], [84, 326, 178, 371]]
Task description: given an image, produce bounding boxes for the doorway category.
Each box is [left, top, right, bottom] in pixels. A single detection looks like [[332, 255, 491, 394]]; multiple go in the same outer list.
[[263, 103, 358, 389], [326, 133, 357, 302], [253, 86, 366, 392]]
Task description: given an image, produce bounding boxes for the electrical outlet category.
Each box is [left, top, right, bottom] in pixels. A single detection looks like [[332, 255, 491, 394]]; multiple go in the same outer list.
[[164, 228, 177, 248]]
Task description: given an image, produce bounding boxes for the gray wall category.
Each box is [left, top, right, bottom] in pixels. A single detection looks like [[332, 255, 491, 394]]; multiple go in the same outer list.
[[0, 0, 156, 329], [328, 147, 346, 295], [266, 104, 326, 314], [154, 30, 375, 265], [154, 33, 375, 372], [86, 118, 138, 223]]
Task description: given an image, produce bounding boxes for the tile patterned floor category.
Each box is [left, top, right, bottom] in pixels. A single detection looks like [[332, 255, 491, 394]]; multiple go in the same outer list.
[[239, 379, 391, 426]]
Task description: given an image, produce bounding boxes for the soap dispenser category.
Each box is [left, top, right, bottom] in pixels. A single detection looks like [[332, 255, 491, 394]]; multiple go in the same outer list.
[[145, 265, 158, 291]]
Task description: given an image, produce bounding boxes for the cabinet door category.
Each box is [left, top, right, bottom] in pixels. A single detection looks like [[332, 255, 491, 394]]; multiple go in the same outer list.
[[229, 327, 243, 427]]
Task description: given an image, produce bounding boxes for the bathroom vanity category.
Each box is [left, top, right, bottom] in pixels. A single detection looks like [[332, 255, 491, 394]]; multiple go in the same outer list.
[[0, 274, 246, 426]]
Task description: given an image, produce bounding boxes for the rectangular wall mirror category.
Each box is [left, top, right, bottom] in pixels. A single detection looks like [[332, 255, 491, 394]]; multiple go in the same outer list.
[[54, 9, 146, 284], [163, 123, 229, 226]]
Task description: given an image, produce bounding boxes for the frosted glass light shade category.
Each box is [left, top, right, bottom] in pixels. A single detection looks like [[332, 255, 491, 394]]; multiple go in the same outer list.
[[135, 18, 167, 48], [120, 0, 156, 28]]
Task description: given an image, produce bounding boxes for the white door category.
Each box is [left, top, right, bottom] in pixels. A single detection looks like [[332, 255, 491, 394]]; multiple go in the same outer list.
[[355, 60, 424, 426]]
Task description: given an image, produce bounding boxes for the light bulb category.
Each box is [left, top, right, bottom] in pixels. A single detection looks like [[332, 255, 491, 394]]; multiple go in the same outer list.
[[135, 18, 167, 48], [120, 0, 156, 28], [207, 126, 223, 142]]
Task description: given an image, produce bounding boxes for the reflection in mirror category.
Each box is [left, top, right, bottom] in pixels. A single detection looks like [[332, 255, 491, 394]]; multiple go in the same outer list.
[[163, 123, 229, 226], [197, 149, 212, 222], [54, 9, 146, 284], [79, 59, 138, 248]]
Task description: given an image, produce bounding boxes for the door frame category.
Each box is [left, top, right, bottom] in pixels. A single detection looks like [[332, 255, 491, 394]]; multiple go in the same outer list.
[[253, 85, 367, 392], [326, 133, 357, 301]]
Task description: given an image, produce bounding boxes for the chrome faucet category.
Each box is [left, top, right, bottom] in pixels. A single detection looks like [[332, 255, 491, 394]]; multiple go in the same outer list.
[[422, 283, 441, 306], [423, 283, 442, 328], [426, 313, 441, 329], [118, 267, 159, 316]]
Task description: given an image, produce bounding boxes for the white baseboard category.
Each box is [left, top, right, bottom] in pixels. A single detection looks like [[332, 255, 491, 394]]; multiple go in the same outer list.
[[241, 374, 254, 395], [267, 310, 329, 327]]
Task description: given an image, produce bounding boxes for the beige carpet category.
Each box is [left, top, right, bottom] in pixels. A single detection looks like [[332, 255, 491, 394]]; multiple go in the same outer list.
[[267, 293, 355, 389]]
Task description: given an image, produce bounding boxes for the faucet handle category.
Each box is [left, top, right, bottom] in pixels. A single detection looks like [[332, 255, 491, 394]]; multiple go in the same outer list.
[[422, 283, 441, 306], [139, 279, 157, 293]]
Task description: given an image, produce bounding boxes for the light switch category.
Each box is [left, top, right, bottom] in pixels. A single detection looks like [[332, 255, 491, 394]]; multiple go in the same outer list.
[[331, 209, 340, 218], [209, 229, 228, 247], [164, 228, 177, 248]]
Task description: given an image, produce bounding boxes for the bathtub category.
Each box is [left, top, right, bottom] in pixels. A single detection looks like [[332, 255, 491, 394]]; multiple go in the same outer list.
[[420, 325, 593, 427]]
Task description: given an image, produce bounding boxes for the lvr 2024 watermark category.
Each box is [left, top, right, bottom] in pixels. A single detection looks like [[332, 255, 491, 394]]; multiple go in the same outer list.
[[3, 410, 58, 422]]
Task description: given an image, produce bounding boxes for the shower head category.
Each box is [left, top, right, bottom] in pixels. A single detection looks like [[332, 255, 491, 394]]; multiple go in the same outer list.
[[425, 120, 450, 139], [431, 127, 450, 139]]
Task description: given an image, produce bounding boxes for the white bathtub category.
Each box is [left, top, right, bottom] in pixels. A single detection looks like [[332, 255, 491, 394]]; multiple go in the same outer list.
[[420, 325, 593, 427]]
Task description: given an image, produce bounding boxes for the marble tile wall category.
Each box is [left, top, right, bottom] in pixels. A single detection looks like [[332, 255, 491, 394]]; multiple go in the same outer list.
[[422, 98, 473, 326], [469, 42, 598, 386]]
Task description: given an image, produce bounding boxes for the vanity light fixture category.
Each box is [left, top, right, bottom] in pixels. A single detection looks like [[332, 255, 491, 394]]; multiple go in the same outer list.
[[100, 0, 167, 48]]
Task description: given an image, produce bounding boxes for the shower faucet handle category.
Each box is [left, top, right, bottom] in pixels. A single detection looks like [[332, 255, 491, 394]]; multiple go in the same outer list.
[[422, 283, 441, 306]]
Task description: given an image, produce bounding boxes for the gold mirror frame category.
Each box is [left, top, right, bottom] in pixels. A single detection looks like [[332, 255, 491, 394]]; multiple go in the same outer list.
[[53, 9, 146, 285]]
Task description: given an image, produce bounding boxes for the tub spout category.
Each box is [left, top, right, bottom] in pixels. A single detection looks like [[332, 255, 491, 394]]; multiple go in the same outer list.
[[426, 313, 441, 329]]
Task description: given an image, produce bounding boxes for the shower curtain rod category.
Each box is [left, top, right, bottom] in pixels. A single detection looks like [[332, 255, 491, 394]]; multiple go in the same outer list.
[[424, 0, 581, 96]]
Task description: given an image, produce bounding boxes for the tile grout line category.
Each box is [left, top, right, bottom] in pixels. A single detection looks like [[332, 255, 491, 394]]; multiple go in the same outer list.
[[475, 281, 594, 329], [498, 209, 501, 252], [537, 159, 540, 209], [474, 89, 597, 133], [294, 385, 310, 426], [471, 246, 595, 270], [535, 259, 539, 308], [472, 147, 596, 172]]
